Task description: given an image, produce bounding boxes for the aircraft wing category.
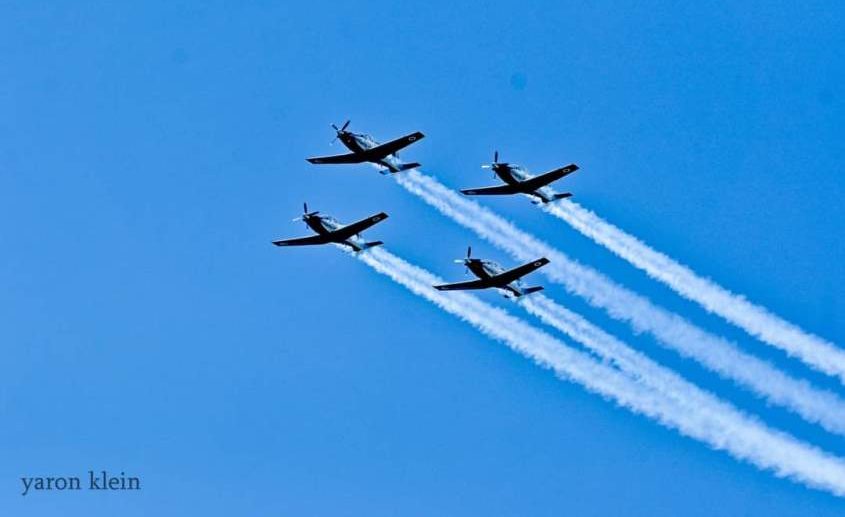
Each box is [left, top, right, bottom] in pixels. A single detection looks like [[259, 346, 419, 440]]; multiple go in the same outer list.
[[460, 184, 521, 196], [272, 234, 331, 247], [433, 278, 493, 291], [306, 153, 367, 165], [519, 164, 579, 191], [490, 257, 550, 285], [329, 212, 389, 241], [365, 131, 425, 159]]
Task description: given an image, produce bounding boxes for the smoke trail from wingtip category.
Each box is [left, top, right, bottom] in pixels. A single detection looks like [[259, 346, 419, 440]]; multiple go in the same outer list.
[[543, 200, 845, 385], [354, 246, 845, 497], [392, 169, 845, 437]]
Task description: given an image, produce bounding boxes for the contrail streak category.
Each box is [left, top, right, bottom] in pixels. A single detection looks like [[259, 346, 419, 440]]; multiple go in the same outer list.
[[392, 169, 845, 436], [354, 246, 845, 497], [521, 293, 726, 408], [544, 200, 845, 385]]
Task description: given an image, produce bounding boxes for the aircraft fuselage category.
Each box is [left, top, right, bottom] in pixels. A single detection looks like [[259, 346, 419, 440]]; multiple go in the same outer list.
[[305, 215, 336, 235], [303, 214, 365, 251], [492, 163, 556, 203], [339, 132, 408, 173], [465, 258, 524, 298]]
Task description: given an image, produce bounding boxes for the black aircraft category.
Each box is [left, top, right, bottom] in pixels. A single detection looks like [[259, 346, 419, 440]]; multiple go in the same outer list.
[[433, 247, 549, 298], [272, 203, 388, 252], [306, 120, 425, 174], [460, 151, 579, 204]]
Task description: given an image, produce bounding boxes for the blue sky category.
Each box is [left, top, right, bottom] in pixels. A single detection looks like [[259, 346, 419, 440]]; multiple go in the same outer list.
[[2, 1, 844, 515]]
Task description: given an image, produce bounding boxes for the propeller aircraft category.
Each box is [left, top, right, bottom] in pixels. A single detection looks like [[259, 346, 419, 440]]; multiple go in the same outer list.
[[460, 151, 579, 204], [272, 203, 388, 252], [434, 246, 549, 298], [306, 120, 425, 174]]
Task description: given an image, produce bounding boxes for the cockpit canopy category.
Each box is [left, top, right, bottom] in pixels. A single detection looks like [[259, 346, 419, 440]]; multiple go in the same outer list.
[[319, 215, 341, 229], [481, 260, 505, 276], [353, 133, 377, 146]]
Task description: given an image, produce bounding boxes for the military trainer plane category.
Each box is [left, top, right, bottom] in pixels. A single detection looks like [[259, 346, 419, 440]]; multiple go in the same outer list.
[[306, 120, 425, 174], [272, 203, 388, 252], [433, 247, 549, 298], [460, 151, 579, 204]]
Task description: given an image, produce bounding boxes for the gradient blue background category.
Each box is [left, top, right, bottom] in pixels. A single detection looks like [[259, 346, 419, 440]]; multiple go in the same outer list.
[[2, 1, 844, 515]]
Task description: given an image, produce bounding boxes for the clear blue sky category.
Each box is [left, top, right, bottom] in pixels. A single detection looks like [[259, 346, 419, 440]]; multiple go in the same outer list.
[[2, 1, 844, 515]]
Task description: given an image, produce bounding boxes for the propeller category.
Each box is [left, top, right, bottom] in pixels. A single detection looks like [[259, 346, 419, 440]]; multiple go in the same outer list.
[[481, 150, 503, 178], [292, 202, 320, 222], [453, 246, 473, 274], [330, 120, 351, 144]]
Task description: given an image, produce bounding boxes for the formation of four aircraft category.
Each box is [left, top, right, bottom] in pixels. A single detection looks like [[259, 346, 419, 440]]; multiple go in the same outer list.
[[274, 122, 581, 298]]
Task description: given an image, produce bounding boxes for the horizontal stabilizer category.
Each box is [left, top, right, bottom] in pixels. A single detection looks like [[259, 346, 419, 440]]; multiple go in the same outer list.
[[521, 286, 544, 296], [396, 162, 420, 171], [364, 241, 384, 249]]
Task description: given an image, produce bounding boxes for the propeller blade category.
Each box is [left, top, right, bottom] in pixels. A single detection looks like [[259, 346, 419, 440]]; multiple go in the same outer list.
[[467, 246, 472, 259], [297, 202, 320, 219], [494, 150, 499, 163], [330, 121, 349, 143]]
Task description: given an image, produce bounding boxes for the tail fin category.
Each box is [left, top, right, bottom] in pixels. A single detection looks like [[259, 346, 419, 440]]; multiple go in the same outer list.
[[363, 240, 384, 249], [521, 286, 544, 296], [396, 162, 420, 172]]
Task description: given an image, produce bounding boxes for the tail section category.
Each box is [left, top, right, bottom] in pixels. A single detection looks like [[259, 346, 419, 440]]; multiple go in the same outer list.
[[521, 286, 545, 296], [544, 192, 573, 203], [396, 162, 420, 172], [347, 240, 383, 253]]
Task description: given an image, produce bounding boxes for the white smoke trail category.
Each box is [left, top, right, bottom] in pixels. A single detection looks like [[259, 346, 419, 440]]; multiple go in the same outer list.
[[544, 200, 845, 385], [393, 169, 845, 436], [522, 293, 724, 408], [354, 246, 845, 496]]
